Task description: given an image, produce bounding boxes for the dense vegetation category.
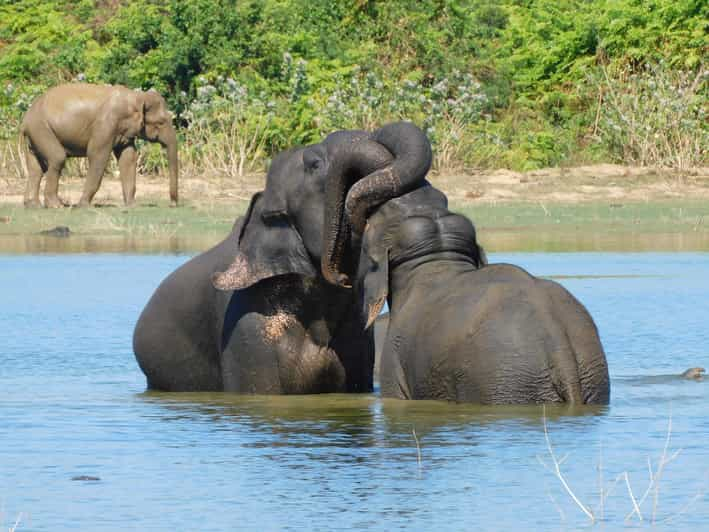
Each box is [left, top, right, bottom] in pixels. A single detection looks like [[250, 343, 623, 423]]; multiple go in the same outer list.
[[1, 0, 706, 176]]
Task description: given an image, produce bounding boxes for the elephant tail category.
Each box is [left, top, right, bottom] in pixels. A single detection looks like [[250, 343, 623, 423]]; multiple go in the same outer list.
[[549, 345, 584, 404]]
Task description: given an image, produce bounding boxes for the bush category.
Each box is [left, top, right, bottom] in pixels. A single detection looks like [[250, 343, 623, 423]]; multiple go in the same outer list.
[[0, 0, 706, 174], [592, 62, 708, 169]]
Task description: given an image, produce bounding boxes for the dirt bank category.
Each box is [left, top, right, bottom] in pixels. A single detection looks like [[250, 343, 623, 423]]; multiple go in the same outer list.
[[2, 164, 708, 207]]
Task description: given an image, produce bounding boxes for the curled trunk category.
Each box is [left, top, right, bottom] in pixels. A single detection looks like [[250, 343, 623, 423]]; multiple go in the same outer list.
[[322, 122, 432, 287], [321, 139, 393, 286]]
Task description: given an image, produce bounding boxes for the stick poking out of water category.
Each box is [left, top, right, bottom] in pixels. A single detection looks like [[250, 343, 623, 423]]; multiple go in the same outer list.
[[412, 426, 422, 473], [537, 405, 596, 522]]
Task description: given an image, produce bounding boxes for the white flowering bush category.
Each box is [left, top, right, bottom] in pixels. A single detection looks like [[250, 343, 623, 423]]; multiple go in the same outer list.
[[181, 75, 277, 178], [1, 84, 45, 179], [594, 62, 707, 169], [316, 67, 489, 171]]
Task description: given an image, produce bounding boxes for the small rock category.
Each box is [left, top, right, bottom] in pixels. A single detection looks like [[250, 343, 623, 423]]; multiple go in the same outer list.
[[39, 226, 71, 237], [0, 216, 11, 223], [71, 475, 100, 481]]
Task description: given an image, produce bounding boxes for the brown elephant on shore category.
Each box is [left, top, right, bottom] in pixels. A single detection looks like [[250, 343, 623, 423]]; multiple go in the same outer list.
[[21, 83, 178, 208]]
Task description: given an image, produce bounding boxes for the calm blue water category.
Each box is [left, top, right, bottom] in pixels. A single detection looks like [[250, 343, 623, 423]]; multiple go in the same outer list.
[[1, 252, 708, 530]]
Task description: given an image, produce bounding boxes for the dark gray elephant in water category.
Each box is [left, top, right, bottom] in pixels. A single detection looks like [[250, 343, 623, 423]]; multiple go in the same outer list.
[[319, 123, 610, 404], [133, 129, 397, 393]]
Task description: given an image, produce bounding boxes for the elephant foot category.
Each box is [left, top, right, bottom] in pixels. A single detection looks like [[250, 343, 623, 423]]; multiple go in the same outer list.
[[24, 198, 42, 209], [44, 196, 68, 209], [75, 198, 92, 208], [169, 200, 178, 208]]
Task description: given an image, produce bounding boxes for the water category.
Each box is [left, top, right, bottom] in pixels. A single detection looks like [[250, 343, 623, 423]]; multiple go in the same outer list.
[[1, 252, 708, 530]]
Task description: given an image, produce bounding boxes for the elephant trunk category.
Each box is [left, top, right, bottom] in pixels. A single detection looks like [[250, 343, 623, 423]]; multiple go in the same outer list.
[[160, 125, 179, 206], [321, 139, 393, 287], [322, 122, 432, 287]]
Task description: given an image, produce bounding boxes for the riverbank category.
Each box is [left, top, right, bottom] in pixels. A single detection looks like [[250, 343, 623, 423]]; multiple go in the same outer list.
[[1, 164, 708, 253]]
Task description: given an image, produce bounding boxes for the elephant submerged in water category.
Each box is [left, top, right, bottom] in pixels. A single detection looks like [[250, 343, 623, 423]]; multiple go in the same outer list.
[[133, 127, 406, 393], [320, 123, 610, 404], [21, 83, 178, 208]]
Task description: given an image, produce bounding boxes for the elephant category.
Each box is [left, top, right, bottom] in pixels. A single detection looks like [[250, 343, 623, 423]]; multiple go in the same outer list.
[[319, 122, 611, 404], [681, 367, 705, 380], [133, 128, 399, 393], [21, 83, 178, 208]]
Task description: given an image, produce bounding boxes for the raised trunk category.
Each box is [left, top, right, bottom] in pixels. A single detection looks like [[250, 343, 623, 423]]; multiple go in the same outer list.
[[321, 122, 432, 287], [321, 139, 393, 286]]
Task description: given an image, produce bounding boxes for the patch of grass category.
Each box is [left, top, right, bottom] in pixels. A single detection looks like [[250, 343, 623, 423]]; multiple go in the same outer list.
[[453, 200, 709, 233], [0, 200, 247, 238], [1, 198, 708, 253]]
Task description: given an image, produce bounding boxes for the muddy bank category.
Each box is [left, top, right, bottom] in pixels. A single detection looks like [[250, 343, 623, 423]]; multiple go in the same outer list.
[[2, 164, 708, 207], [1, 165, 708, 253]]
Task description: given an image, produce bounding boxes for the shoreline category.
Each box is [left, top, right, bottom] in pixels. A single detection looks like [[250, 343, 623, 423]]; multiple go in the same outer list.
[[1, 164, 708, 253]]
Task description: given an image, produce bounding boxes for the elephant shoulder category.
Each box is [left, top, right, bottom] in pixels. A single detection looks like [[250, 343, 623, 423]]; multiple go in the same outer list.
[[476, 263, 537, 286], [536, 277, 595, 322]]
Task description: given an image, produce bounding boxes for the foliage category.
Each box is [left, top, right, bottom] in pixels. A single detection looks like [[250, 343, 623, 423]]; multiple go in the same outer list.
[[180, 75, 278, 177], [0, 0, 706, 173], [593, 63, 707, 169]]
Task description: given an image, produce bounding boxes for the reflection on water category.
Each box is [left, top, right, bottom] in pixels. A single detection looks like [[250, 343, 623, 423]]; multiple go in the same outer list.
[[1, 253, 708, 530], [140, 392, 607, 441], [2, 228, 709, 254], [0, 233, 223, 254]]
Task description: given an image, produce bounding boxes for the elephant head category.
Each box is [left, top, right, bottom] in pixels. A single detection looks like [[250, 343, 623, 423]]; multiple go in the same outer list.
[[212, 131, 392, 291], [321, 121, 433, 287], [138, 89, 179, 205], [356, 186, 486, 327]]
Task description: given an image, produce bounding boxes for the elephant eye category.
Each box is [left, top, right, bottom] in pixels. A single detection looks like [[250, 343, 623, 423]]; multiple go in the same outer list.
[[261, 210, 288, 222]]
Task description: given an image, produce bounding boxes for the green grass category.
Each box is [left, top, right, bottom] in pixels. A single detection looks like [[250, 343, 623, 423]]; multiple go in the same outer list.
[[0, 200, 248, 238], [452, 201, 709, 233], [1, 199, 708, 253]]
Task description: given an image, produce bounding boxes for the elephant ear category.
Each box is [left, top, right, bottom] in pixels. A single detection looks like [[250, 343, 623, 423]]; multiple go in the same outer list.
[[213, 193, 317, 291], [142, 89, 165, 120]]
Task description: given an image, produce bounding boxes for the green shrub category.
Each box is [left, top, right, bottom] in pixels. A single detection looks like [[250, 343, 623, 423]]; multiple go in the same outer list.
[[592, 62, 707, 169], [0, 0, 706, 174]]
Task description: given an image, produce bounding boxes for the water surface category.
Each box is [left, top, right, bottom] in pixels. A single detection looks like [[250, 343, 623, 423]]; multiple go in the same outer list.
[[2, 227, 709, 254], [1, 252, 708, 530]]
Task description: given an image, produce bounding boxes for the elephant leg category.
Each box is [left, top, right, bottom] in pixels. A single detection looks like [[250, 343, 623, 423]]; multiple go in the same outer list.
[[23, 144, 46, 208], [43, 152, 67, 209], [114, 144, 137, 206], [542, 280, 610, 404], [26, 130, 67, 208], [78, 144, 112, 207]]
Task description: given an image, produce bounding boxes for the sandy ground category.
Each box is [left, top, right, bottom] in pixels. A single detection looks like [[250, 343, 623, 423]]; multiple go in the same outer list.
[[1, 164, 708, 207]]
